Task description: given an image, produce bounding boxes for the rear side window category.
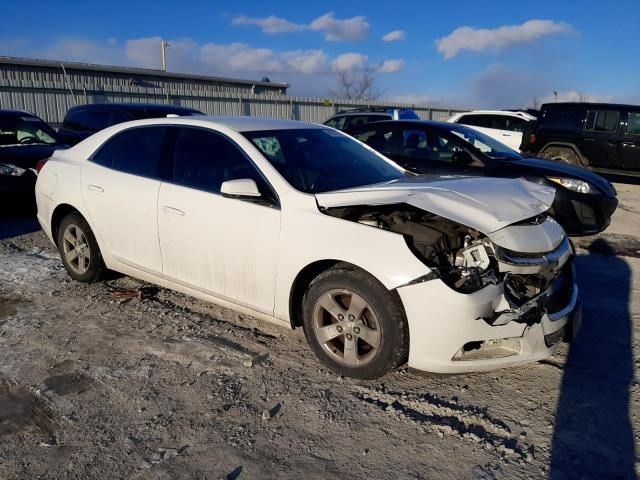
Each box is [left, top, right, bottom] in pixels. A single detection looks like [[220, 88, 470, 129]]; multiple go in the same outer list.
[[585, 110, 621, 133], [539, 108, 582, 130], [324, 116, 347, 130], [91, 126, 168, 178], [345, 115, 390, 129]]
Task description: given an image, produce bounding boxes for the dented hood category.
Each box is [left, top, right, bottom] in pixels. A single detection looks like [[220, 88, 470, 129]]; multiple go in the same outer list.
[[315, 176, 556, 234]]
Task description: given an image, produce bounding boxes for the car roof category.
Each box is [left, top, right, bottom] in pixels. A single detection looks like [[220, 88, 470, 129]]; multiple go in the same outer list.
[[541, 102, 640, 110], [455, 110, 536, 120], [0, 109, 38, 118], [332, 111, 395, 117], [95, 115, 325, 133], [67, 103, 201, 113]]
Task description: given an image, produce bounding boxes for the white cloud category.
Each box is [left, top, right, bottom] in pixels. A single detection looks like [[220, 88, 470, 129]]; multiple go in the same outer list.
[[309, 12, 369, 41], [200, 43, 283, 73], [332, 53, 368, 72], [232, 12, 369, 41], [231, 15, 305, 34], [377, 59, 404, 73], [282, 49, 329, 74], [436, 19, 573, 59], [382, 30, 406, 42]]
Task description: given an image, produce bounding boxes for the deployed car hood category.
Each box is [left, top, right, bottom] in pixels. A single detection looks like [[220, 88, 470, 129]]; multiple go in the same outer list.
[[316, 176, 556, 234]]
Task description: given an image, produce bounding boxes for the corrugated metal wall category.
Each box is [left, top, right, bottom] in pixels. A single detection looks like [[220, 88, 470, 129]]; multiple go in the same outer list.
[[0, 63, 466, 127]]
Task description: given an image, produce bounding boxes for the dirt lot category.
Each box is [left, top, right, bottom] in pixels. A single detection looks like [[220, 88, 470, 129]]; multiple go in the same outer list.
[[1, 184, 640, 480]]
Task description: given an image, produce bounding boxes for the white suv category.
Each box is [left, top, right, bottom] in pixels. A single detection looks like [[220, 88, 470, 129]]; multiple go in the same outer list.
[[447, 110, 536, 151]]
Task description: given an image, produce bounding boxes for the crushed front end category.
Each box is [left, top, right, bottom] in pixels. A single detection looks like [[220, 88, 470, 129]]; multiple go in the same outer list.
[[324, 204, 581, 373]]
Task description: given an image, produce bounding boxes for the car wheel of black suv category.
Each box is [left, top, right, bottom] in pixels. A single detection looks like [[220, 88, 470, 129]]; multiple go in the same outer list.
[[57, 212, 106, 283], [302, 264, 409, 379], [541, 146, 582, 166]]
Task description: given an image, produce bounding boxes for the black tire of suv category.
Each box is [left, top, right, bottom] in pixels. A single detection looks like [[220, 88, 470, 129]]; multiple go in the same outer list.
[[541, 146, 582, 166], [302, 264, 409, 379], [57, 212, 106, 283]]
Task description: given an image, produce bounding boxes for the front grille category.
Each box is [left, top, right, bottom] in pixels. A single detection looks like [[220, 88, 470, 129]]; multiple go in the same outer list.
[[495, 236, 571, 266]]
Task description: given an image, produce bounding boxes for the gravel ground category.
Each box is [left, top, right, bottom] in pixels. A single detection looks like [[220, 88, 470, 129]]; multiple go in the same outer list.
[[1, 184, 639, 480]]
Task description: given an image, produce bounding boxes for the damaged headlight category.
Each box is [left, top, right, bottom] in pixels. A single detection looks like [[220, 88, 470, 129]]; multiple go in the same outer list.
[[547, 176, 598, 195], [0, 162, 26, 176]]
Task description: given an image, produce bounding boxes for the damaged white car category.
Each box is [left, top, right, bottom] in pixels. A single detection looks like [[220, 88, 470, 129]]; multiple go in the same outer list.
[[35, 116, 581, 379]]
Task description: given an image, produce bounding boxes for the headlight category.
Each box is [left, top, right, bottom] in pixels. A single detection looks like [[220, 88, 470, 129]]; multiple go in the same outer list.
[[0, 162, 27, 176], [547, 176, 598, 195]]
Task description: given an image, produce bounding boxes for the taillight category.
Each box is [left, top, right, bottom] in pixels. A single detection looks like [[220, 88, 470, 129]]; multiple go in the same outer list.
[[35, 158, 49, 173], [529, 133, 536, 144]]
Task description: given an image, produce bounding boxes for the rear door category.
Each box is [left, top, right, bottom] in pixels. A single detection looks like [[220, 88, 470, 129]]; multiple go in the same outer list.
[[620, 109, 640, 170], [81, 126, 168, 275], [582, 108, 622, 167]]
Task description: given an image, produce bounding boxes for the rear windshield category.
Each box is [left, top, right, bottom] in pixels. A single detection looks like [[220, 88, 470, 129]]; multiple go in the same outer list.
[[244, 128, 404, 194]]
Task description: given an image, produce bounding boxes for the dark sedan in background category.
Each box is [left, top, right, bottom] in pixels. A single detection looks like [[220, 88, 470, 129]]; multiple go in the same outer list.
[[0, 110, 66, 209], [346, 120, 618, 236], [58, 103, 203, 145]]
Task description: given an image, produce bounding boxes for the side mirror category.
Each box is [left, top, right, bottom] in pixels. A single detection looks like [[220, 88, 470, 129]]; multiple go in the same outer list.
[[452, 150, 473, 167], [220, 178, 262, 198]]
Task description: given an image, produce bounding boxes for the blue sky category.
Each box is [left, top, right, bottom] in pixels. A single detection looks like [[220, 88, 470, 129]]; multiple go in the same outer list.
[[2, 0, 639, 107]]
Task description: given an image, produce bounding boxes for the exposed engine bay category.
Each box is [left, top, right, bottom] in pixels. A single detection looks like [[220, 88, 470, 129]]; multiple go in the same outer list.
[[323, 203, 571, 319]]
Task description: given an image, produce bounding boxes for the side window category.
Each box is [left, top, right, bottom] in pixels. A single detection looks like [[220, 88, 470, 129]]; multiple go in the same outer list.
[[63, 111, 88, 132], [346, 116, 372, 129], [456, 115, 479, 126], [585, 110, 621, 133], [353, 125, 394, 152], [324, 116, 347, 130], [92, 126, 167, 177], [504, 117, 529, 132], [540, 108, 581, 130], [84, 111, 111, 132], [626, 112, 640, 136], [170, 127, 275, 203]]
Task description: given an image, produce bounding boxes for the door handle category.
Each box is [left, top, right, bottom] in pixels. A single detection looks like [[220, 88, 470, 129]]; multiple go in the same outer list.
[[622, 142, 638, 148], [162, 206, 185, 216], [88, 185, 104, 193], [502, 133, 512, 137]]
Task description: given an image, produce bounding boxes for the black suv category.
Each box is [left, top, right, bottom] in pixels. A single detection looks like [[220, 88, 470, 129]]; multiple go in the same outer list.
[[522, 102, 640, 174], [59, 103, 203, 145], [323, 107, 420, 131]]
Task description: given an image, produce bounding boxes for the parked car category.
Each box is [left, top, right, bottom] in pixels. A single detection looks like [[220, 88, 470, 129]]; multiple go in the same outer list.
[[447, 110, 536, 151], [58, 103, 203, 145], [346, 119, 617, 236], [0, 109, 66, 207], [521, 102, 640, 174], [323, 107, 420, 131], [36, 116, 580, 378]]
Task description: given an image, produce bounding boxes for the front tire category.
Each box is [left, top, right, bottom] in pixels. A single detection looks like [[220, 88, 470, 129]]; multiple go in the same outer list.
[[57, 212, 105, 283], [302, 265, 409, 379], [541, 146, 582, 166]]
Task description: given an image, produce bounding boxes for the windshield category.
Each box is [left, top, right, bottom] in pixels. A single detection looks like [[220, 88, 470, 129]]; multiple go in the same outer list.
[[0, 114, 59, 146], [244, 128, 405, 194], [447, 124, 521, 159]]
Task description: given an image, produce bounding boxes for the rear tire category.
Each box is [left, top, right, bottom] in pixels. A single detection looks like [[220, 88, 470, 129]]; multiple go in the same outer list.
[[57, 212, 105, 283], [541, 146, 582, 166], [302, 264, 409, 379]]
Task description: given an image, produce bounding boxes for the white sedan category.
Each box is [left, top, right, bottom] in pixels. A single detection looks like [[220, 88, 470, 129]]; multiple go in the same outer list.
[[35, 116, 580, 378]]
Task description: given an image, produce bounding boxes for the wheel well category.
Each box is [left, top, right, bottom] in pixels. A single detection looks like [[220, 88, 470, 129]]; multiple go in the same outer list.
[[540, 143, 588, 165], [289, 260, 341, 328], [51, 204, 81, 246]]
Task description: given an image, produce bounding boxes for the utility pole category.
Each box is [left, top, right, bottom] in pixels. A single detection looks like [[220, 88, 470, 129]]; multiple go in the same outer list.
[[553, 91, 558, 103], [161, 40, 170, 71]]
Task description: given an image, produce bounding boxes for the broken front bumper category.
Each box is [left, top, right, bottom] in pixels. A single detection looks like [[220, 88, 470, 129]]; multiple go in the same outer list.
[[397, 262, 581, 374]]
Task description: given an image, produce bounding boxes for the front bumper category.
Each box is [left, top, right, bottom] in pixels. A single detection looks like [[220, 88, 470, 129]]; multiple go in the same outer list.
[[397, 263, 580, 374], [551, 192, 618, 236]]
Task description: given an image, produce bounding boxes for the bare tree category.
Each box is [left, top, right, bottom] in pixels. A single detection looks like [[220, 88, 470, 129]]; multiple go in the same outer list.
[[329, 65, 382, 101]]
